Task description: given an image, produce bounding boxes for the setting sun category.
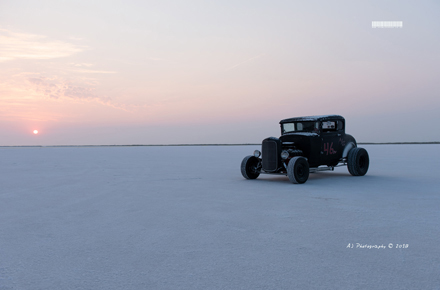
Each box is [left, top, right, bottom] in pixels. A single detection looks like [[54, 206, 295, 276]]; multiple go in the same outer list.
[[33, 130, 39, 135]]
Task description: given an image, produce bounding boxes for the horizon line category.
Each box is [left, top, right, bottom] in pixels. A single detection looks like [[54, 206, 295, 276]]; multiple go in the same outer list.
[[1, 142, 440, 148]]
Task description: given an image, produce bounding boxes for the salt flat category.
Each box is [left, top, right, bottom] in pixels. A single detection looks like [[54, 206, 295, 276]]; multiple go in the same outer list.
[[0, 144, 439, 290]]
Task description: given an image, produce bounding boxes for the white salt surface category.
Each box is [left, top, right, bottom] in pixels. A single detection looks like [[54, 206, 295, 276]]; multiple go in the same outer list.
[[0, 145, 439, 289]]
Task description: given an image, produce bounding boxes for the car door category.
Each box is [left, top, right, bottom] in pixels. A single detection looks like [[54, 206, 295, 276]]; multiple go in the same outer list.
[[320, 120, 343, 166]]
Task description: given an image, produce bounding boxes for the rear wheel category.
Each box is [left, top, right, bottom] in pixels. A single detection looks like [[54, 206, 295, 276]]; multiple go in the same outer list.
[[347, 148, 369, 176], [241, 156, 261, 179], [287, 156, 309, 184]]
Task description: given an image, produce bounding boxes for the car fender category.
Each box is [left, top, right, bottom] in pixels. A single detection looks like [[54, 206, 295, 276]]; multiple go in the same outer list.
[[342, 142, 356, 159]]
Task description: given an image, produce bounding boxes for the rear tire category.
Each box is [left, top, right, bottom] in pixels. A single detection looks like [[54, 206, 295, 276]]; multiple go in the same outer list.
[[347, 148, 369, 176], [287, 156, 309, 184], [241, 156, 261, 179]]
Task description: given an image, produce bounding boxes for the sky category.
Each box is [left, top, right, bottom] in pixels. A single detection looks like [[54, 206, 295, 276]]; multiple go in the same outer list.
[[1, 0, 439, 145]]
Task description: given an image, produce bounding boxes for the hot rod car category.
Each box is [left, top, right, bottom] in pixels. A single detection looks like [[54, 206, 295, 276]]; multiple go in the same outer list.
[[240, 115, 369, 184]]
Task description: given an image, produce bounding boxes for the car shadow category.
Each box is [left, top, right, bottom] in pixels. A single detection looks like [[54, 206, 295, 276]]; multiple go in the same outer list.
[[250, 171, 397, 185]]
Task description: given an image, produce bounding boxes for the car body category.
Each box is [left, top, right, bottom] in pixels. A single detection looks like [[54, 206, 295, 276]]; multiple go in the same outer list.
[[241, 115, 369, 183]]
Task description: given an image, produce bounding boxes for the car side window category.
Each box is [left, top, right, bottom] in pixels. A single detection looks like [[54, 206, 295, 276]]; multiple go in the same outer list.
[[322, 121, 337, 132], [337, 121, 344, 131]]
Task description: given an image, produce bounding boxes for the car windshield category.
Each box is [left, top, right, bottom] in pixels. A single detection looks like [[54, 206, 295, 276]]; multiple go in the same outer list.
[[282, 121, 318, 134]]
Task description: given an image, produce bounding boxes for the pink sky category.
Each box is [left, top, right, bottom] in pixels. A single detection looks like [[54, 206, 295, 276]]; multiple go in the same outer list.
[[1, 1, 439, 145]]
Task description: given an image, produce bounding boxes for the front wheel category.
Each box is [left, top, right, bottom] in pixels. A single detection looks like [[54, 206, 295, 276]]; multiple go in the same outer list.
[[241, 156, 261, 179], [347, 147, 369, 176], [287, 156, 309, 184]]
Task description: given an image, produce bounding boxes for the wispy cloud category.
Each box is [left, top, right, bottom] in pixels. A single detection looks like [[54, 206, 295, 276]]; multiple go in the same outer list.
[[225, 54, 266, 71], [26, 76, 104, 100], [69, 63, 94, 67], [71, 69, 117, 74], [0, 28, 86, 62], [67, 63, 116, 74], [0, 73, 130, 119]]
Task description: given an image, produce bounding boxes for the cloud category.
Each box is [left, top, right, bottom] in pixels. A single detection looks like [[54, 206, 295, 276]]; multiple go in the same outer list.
[[0, 73, 131, 125], [0, 28, 86, 62], [66, 63, 116, 74], [72, 69, 117, 74], [69, 63, 94, 67], [27, 76, 101, 100], [22, 75, 130, 111]]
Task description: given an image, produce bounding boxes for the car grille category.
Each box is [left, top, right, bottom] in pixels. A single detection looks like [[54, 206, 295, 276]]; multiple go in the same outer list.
[[262, 138, 279, 172]]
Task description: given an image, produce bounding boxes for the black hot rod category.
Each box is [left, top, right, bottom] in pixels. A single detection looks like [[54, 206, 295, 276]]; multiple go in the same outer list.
[[240, 115, 369, 184]]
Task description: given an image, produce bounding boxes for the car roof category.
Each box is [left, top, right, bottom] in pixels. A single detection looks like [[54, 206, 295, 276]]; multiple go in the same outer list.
[[279, 115, 344, 124]]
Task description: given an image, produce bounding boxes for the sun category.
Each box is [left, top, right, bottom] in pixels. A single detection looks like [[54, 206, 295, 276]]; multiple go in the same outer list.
[[33, 130, 39, 135]]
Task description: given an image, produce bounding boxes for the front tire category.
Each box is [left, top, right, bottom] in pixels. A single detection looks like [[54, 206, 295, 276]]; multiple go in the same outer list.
[[287, 156, 309, 184], [241, 156, 261, 179], [347, 148, 369, 176]]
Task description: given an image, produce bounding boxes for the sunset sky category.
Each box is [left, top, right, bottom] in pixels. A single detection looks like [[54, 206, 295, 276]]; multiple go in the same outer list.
[[1, 0, 439, 145]]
